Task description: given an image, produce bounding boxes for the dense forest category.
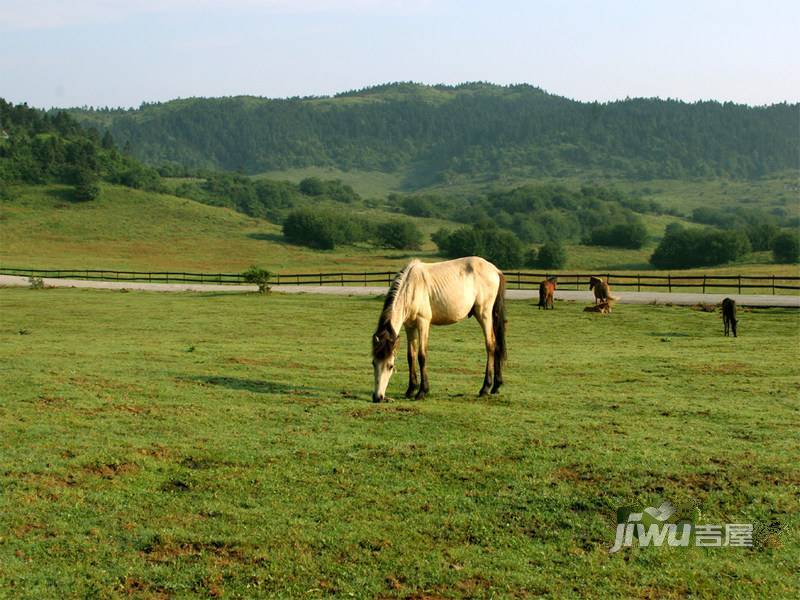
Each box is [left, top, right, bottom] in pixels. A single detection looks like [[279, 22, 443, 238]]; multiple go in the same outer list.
[[66, 82, 799, 183]]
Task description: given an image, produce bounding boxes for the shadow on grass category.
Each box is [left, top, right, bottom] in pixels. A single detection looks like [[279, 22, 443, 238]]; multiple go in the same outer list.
[[246, 232, 284, 243], [184, 375, 321, 396], [648, 331, 692, 337], [46, 186, 84, 204]]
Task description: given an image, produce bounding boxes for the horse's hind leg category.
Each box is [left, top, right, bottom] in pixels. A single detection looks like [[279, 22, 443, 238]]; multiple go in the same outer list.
[[415, 320, 431, 400], [475, 309, 495, 397], [404, 325, 419, 398]]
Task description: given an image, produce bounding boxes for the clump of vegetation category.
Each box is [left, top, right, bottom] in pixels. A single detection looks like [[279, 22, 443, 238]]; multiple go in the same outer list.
[[772, 231, 800, 263], [242, 265, 272, 294], [72, 169, 101, 201], [375, 220, 423, 250], [650, 224, 751, 268], [585, 220, 648, 249], [28, 276, 44, 289], [432, 223, 524, 268], [282, 207, 373, 250], [535, 240, 567, 269]]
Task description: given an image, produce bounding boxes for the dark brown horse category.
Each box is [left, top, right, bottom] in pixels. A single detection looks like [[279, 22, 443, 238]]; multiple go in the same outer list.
[[538, 276, 557, 310], [722, 297, 738, 337]]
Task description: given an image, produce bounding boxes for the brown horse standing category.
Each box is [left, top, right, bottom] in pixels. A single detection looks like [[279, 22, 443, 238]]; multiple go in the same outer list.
[[538, 276, 557, 310], [589, 276, 618, 304]]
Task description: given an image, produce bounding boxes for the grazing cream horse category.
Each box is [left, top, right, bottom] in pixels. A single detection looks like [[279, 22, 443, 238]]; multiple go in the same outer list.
[[371, 257, 507, 402]]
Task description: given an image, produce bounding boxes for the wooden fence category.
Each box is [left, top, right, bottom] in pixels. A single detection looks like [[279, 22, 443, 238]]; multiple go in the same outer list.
[[2, 267, 799, 294]]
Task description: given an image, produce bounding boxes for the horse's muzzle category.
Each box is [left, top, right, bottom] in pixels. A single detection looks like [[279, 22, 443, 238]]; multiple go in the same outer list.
[[372, 392, 384, 403]]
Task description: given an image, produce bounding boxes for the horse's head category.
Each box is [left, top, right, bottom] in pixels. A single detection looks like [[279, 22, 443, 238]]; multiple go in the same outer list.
[[372, 325, 399, 402], [589, 276, 600, 290]]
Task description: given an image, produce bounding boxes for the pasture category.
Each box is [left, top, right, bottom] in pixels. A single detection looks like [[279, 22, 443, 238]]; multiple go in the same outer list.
[[1, 288, 798, 597]]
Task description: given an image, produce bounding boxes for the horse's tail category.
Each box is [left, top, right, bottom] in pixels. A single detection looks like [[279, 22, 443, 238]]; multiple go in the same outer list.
[[537, 282, 546, 308], [493, 273, 507, 366]]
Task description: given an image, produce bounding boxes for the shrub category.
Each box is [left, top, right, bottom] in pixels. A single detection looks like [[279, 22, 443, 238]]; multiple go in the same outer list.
[[536, 240, 567, 269], [375, 220, 423, 250], [72, 169, 100, 201], [433, 223, 523, 268], [587, 220, 648, 249], [298, 177, 325, 196], [282, 207, 372, 249], [242, 265, 272, 294], [650, 225, 751, 268], [772, 231, 800, 263], [282, 208, 337, 249], [745, 223, 780, 252]]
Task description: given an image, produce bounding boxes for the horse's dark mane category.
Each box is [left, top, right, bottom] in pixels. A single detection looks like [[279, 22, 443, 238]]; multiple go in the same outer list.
[[372, 263, 413, 359]]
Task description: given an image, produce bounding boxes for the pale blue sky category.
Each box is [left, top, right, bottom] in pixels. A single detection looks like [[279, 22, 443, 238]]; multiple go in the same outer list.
[[1, 0, 797, 108]]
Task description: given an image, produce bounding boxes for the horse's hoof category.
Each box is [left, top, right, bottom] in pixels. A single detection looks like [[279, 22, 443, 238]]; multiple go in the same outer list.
[[414, 391, 427, 401], [405, 387, 418, 398], [478, 387, 490, 397]]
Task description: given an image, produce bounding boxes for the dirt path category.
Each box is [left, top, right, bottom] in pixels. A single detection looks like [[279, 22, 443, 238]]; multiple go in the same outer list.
[[1, 274, 797, 307]]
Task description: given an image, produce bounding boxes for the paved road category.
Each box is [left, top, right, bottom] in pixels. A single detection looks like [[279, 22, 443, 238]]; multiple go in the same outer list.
[[1, 274, 797, 307]]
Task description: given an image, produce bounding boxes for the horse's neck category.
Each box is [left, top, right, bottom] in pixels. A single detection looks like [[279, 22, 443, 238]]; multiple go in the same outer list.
[[388, 287, 410, 333]]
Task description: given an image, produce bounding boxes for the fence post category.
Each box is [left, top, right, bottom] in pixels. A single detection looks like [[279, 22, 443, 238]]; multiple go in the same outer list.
[[668, 274, 671, 293], [738, 275, 741, 294], [773, 275, 776, 295], [517, 272, 521, 289], [637, 274, 640, 292], [702, 275, 706, 294], [364, 272, 367, 286], [341, 273, 344, 287]]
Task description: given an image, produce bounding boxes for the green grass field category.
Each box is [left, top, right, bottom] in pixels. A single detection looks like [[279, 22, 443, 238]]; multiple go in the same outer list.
[[1, 288, 798, 597]]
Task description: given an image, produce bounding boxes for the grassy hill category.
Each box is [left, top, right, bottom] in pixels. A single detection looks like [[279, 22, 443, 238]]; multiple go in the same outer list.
[[2, 183, 797, 276], [0, 184, 458, 272]]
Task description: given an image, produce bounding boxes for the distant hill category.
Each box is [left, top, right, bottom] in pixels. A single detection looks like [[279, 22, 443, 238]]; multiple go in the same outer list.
[[65, 82, 799, 184]]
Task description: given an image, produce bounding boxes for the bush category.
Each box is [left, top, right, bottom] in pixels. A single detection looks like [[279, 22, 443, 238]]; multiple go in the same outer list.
[[586, 220, 648, 249], [772, 231, 800, 263], [745, 223, 780, 252], [650, 225, 751, 268], [282, 208, 337, 249], [282, 207, 372, 249], [433, 223, 523, 268], [72, 169, 100, 201], [298, 177, 325, 196], [242, 265, 272, 294], [536, 240, 567, 269], [375, 220, 423, 250]]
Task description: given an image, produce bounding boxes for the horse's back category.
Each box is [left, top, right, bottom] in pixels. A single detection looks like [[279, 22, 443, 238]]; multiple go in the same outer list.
[[420, 257, 502, 324]]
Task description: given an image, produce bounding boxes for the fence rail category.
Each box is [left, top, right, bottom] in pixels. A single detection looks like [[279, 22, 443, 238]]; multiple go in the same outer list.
[[2, 267, 799, 293]]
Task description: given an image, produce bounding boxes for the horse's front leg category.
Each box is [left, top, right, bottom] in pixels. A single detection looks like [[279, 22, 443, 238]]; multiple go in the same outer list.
[[415, 320, 430, 400], [404, 324, 419, 398]]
